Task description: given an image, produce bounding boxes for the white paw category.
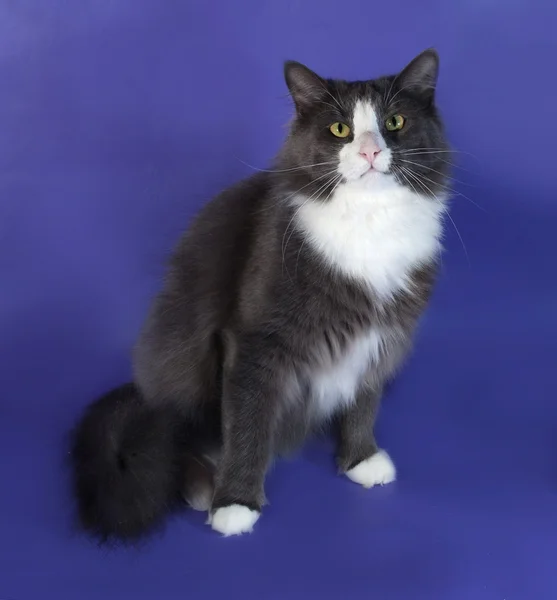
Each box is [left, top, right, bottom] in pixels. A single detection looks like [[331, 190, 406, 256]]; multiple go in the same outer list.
[[210, 504, 260, 536], [346, 450, 396, 488]]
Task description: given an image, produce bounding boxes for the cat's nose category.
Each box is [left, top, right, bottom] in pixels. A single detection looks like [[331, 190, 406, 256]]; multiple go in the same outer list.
[[358, 137, 381, 165]]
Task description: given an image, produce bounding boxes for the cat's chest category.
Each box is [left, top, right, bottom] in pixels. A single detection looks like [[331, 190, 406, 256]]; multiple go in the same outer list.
[[294, 185, 443, 298], [308, 329, 384, 417]]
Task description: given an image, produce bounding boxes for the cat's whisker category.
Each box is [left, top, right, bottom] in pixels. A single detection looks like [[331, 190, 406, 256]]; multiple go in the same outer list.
[[443, 210, 471, 266], [397, 166, 484, 212], [451, 191, 487, 213], [281, 168, 340, 205], [398, 158, 452, 176], [396, 148, 478, 160], [387, 82, 435, 106], [281, 171, 342, 273], [320, 87, 344, 112], [395, 146, 451, 151], [396, 158, 473, 188], [384, 73, 400, 106], [282, 183, 330, 277], [323, 173, 343, 204], [437, 157, 472, 172], [315, 100, 343, 113], [400, 153, 469, 172], [253, 168, 340, 215], [395, 149, 453, 154], [235, 157, 337, 174], [392, 165, 421, 198], [398, 165, 449, 195], [398, 166, 470, 266], [396, 165, 434, 197], [294, 174, 343, 278], [397, 152, 478, 176], [392, 166, 411, 192]]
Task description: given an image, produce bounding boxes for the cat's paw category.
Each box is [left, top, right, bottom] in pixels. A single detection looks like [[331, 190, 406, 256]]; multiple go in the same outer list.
[[210, 504, 260, 536], [346, 450, 396, 488]]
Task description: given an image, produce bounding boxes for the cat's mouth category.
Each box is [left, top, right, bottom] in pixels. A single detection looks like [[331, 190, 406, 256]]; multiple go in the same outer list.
[[359, 166, 387, 179], [339, 157, 391, 183]]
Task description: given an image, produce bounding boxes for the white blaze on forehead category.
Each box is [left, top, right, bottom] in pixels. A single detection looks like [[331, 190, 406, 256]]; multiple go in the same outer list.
[[338, 99, 392, 179], [352, 99, 382, 141]]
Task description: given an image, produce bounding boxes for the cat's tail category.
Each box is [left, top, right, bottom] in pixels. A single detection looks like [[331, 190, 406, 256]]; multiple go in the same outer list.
[[70, 383, 213, 542]]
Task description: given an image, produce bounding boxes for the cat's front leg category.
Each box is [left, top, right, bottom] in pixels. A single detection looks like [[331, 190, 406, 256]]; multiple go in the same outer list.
[[209, 338, 276, 537], [337, 383, 396, 488]]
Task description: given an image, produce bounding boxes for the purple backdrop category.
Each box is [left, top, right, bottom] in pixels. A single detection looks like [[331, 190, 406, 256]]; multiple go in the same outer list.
[[1, 1, 556, 599]]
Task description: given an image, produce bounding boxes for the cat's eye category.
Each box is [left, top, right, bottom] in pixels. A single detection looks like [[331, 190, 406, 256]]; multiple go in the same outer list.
[[385, 114, 406, 131], [329, 122, 351, 138]]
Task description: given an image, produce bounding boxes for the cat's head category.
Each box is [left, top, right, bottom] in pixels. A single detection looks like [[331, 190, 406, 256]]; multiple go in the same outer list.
[[278, 49, 450, 202]]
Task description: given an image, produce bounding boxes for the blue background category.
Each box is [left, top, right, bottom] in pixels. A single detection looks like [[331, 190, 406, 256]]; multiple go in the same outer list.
[[1, 1, 556, 599]]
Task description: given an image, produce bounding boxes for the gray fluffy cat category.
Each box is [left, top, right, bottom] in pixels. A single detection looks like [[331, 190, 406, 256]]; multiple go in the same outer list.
[[70, 48, 450, 540]]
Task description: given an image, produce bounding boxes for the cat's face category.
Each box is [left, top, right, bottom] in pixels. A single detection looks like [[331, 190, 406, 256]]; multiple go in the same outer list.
[[280, 49, 450, 201]]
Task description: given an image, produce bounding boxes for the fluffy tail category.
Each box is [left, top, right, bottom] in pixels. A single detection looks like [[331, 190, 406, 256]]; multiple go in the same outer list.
[[70, 383, 199, 542]]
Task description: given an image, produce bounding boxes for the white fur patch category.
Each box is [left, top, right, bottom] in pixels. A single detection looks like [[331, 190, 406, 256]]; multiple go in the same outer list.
[[310, 329, 384, 417], [295, 181, 443, 298], [353, 100, 381, 137], [210, 504, 260, 537], [339, 100, 392, 180], [346, 450, 396, 488]]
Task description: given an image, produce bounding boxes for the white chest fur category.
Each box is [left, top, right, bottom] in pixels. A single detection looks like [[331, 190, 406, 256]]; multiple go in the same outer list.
[[296, 177, 444, 417], [310, 329, 384, 417], [294, 178, 444, 299]]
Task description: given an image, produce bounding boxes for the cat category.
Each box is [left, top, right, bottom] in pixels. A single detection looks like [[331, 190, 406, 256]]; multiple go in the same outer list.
[[70, 48, 450, 541]]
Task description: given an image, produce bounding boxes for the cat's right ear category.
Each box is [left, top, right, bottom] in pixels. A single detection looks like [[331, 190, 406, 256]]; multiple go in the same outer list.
[[284, 61, 325, 114]]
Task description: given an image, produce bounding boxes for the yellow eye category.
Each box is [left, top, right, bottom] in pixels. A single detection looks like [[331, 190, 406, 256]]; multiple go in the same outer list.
[[329, 122, 351, 138], [385, 114, 405, 131]]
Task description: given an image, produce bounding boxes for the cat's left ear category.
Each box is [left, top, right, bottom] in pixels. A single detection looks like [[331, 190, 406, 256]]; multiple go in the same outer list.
[[284, 61, 326, 114], [397, 48, 439, 103]]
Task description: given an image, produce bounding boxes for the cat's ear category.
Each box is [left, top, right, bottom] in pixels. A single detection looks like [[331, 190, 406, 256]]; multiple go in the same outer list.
[[397, 49, 439, 102], [284, 61, 326, 114]]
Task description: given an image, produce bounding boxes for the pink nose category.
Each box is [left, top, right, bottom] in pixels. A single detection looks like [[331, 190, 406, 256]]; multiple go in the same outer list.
[[359, 135, 381, 165], [359, 145, 381, 165]]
